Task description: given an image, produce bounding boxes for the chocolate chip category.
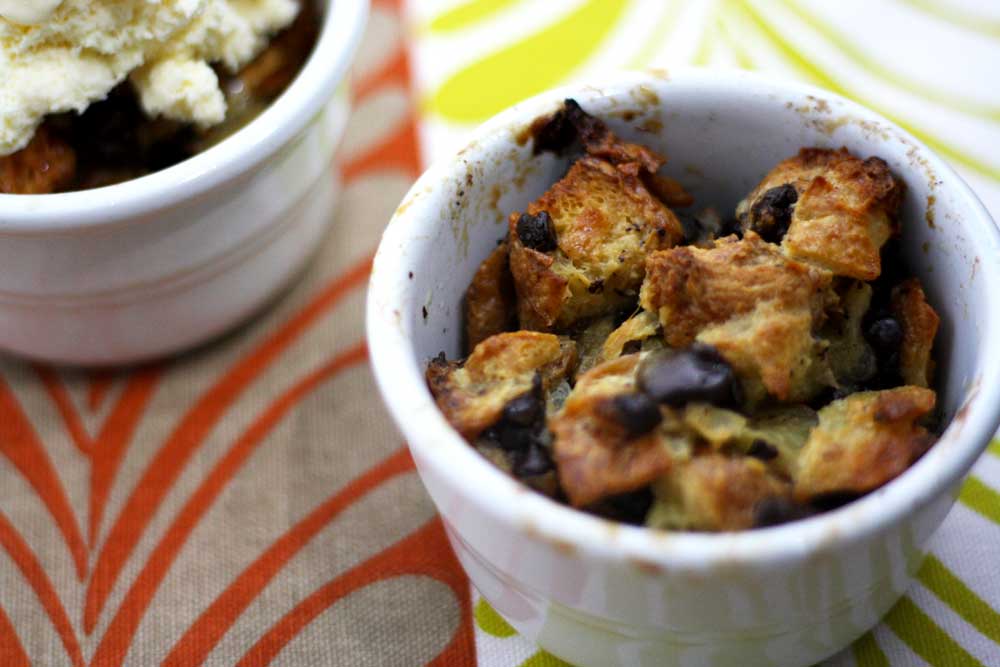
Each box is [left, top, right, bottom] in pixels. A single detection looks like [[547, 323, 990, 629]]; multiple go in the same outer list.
[[601, 488, 654, 525], [866, 317, 903, 353], [809, 491, 861, 512], [513, 444, 554, 477], [609, 392, 662, 436], [807, 385, 852, 410], [532, 103, 578, 155], [747, 439, 778, 461], [678, 213, 704, 244], [752, 497, 813, 528], [499, 424, 537, 452], [503, 392, 543, 427], [637, 344, 740, 408], [749, 184, 798, 243], [517, 211, 558, 252], [717, 216, 743, 239]]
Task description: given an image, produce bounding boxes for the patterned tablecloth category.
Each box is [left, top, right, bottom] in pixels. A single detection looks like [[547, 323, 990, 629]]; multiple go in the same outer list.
[[2, 1, 1000, 665]]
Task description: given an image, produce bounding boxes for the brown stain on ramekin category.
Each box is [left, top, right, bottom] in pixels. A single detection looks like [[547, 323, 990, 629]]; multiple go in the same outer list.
[[925, 195, 937, 229], [523, 523, 578, 557], [637, 118, 663, 134], [629, 558, 665, 576]]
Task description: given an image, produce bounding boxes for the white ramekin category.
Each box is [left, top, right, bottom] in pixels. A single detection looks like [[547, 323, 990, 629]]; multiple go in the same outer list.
[[0, 0, 368, 365], [368, 70, 1000, 667]]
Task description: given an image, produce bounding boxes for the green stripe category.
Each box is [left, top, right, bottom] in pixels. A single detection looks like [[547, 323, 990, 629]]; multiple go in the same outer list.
[[884, 597, 984, 666], [474, 598, 516, 638], [852, 631, 889, 667], [689, 18, 717, 67], [519, 652, 573, 667], [988, 439, 1000, 457], [427, 0, 522, 33], [428, 0, 630, 122], [628, 0, 684, 68], [783, 0, 1000, 123], [918, 554, 1000, 645], [714, 14, 756, 70], [959, 476, 1000, 525], [729, 0, 1000, 183], [896, 0, 1000, 41]]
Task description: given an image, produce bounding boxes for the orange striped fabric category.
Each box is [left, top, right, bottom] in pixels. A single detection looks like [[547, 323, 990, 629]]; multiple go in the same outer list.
[[0, 0, 477, 664]]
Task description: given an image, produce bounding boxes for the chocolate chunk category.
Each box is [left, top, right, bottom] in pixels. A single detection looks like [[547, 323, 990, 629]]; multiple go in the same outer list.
[[532, 98, 604, 155], [809, 491, 862, 512], [747, 439, 778, 461], [861, 313, 903, 389], [532, 104, 577, 155], [677, 213, 703, 244], [749, 184, 798, 243], [866, 317, 903, 353], [637, 344, 740, 407], [601, 488, 654, 525], [609, 393, 662, 437], [752, 497, 813, 528], [503, 392, 544, 427], [717, 216, 744, 239], [516, 211, 558, 252], [513, 443, 554, 478]]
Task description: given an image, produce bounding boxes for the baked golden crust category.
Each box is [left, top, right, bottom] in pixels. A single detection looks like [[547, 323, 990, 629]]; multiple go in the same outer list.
[[0, 125, 77, 195], [650, 455, 791, 531], [600, 310, 660, 363], [427, 332, 577, 441], [508, 237, 569, 331], [465, 242, 517, 348], [891, 279, 939, 388], [431, 125, 941, 532], [550, 354, 680, 507], [697, 301, 833, 404], [640, 233, 834, 401], [509, 156, 683, 330], [640, 233, 832, 345], [794, 386, 936, 500], [737, 148, 903, 280]]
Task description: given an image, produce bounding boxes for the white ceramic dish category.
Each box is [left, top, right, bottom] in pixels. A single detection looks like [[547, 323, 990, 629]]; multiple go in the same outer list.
[[0, 0, 368, 365], [368, 70, 1000, 667]]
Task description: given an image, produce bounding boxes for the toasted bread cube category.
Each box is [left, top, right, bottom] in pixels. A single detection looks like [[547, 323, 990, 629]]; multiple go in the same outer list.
[[0, 125, 76, 194], [891, 279, 939, 388], [599, 310, 660, 363], [426, 332, 576, 441], [509, 156, 683, 330], [697, 300, 833, 404], [640, 233, 834, 402], [465, 242, 517, 349], [794, 386, 936, 500], [550, 354, 691, 507], [648, 455, 792, 531], [737, 148, 903, 280]]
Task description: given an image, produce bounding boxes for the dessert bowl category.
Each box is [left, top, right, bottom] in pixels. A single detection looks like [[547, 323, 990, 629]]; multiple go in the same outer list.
[[368, 69, 1000, 667], [0, 0, 368, 365]]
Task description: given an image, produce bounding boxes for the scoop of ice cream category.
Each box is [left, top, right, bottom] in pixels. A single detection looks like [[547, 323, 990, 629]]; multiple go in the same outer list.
[[0, 0, 63, 26], [0, 0, 299, 155]]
